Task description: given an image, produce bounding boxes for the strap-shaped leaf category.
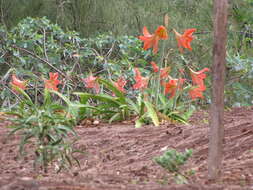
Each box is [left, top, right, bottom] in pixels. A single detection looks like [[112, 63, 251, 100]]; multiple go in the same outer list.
[[13, 86, 34, 107], [143, 101, 159, 126], [74, 92, 121, 106], [125, 98, 139, 114], [51, 91, 99, 109], [109, 113, 121, 123], [98, 78, 126, 103]]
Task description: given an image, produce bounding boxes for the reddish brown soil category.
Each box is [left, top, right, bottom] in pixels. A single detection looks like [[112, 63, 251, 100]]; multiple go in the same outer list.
[[0, 107, 253, 190]]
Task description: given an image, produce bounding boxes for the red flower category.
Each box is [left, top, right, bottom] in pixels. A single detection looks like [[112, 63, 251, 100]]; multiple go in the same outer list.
[[160, 67, 171, 79], [44, 72, 61, 91], [190, 68, 210, 91], [133, 68, 149, 90], [173, 28, 196, 53], [10, 75, 27, 92], [150, 61, 159, 72], [189, 68, 210, 100], [82, 74, 100, 94], [163, 78, 185, 98], [139, 25, 168, 54], [189, 86, 204, 100], [113, 77, 127, 93], [179, 68, 185, 74]]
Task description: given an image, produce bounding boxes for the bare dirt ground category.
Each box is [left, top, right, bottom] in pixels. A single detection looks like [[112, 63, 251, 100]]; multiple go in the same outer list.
[[0, 107, 253, 190]]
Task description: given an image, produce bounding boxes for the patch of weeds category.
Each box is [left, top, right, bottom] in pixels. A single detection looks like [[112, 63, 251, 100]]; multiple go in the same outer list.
[[154, 149, 193, 184], [7, 85, 84, 173], [156, 176, 169, 185]]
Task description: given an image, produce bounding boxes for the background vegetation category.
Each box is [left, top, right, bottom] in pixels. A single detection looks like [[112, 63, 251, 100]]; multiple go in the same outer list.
[[0, 0, 252, 107]]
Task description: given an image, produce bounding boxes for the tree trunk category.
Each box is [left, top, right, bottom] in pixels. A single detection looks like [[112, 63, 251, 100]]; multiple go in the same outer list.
[[208, 0, 228, 180]]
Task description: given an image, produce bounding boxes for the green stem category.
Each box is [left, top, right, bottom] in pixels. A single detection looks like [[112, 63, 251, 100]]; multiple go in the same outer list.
[[35, 80, 38, 106], [155, 40, 167, 106]]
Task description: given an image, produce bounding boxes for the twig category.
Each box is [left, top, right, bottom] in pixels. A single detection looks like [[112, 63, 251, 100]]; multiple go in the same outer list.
[[42, 28, 49, 61], [11, 45, 66, 78], [105, 41, 115, 59], [0, 81, 22, 102]]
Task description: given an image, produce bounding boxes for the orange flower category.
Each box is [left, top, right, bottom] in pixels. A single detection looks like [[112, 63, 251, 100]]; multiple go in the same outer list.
[[189, 68, 210, 100], [113, 77, 127, 93], [10, 74, 27, 92], [173, 28, 196, 53], [163, 78, 185, 98], [44, 72, 61, 91], [133, 68, 149, 90], [189, 86, 204, 100], [150, 61, 159, 73], [160, 67, 171, 79], [139, 25, 168, 54], [82, 74, 100, 94], [190, 68, 210, 91]]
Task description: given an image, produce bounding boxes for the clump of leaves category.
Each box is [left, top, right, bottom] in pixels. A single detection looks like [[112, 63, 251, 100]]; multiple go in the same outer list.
[[154, 149, 193, 184], [7, 88, 82, 173], [226, 54, 253, 107]]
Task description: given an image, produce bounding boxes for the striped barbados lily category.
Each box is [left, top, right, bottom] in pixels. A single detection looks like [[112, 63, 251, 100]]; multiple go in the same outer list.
[[163, 77, 185, 99], [44, 72, 61, 91], [150, 61, 159, 73], [139, 25, 168, 54], [189, 68, 210, 99], [82, 74, 100, 94], [113, 77, 127, 93], [133, 68, 149, 90], [10, 74, 27, 93], [173, 28, 196, 53]]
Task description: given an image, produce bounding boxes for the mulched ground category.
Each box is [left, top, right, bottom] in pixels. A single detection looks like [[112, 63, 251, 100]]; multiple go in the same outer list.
[[0, 107, 253, 190]]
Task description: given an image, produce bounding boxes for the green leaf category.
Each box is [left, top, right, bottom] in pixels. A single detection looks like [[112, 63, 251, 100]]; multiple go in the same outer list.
[[158, 93, 167, 105], [182, 106, 195, 121], [57, 125, 76, 135], [51, 91, 99, 118], [49, 90, 72, 106], [19, 133, 33, 155], [44, 89, 52, 105], [74, 92, 121, 106], [13, 86, 34, 106], [169, 113, 188, 124], [137, 94, 145, 115], [126, 98, 139, 114], [98, 78, 126, 103], [135, 117, 144, 128], [109, 113, 121, 123], [144, 101, 159, 126], [78, 94, 89, 116], [8, 125, 26, 137]]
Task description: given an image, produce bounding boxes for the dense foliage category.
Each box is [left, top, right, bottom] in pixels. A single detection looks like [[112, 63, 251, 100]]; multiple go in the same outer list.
[[0, 0, 252, 173]]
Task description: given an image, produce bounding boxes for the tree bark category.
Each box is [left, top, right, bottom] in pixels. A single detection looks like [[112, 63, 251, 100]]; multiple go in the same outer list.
[[208, 0, 228, 180]]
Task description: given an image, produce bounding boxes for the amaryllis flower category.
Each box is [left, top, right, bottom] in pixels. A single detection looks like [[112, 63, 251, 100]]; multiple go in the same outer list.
[[113, 77, 127, 93], [173, 28, 196, 53], [188, 68, 210, 100], [150, 61, 159, 73], [10, 74, 27, 92], [133, 68, 149, 90], [160, 67, 171, 79], [44, 72, 61, 91], [82, 74, 100, 94], [190, 68, 210, 91], [189, 86, 204, 100], [139, 25, 168, 54], [163, 78, 185, 98]]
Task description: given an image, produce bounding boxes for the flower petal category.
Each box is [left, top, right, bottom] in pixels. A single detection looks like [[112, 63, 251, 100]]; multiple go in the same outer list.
[[142, 26, 151, 36], [150, 61, 159, 73]]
